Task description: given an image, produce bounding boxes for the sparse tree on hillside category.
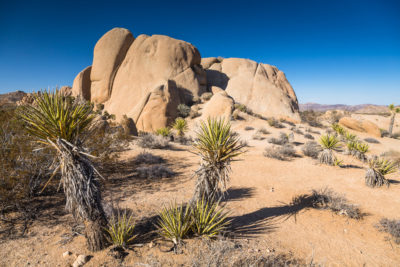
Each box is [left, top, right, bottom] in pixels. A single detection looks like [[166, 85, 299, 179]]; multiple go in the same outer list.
[[19, 90, 108, 251], [388, 104, 400, 137], [192, 118, 244, 203]]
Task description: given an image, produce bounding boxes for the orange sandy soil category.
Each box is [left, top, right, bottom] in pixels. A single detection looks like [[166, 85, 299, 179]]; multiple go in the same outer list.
[[0, 114, 399, 267]]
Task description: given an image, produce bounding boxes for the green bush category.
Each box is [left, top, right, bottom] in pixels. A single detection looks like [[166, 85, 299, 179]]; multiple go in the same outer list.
[[177, 104, 191, 118]]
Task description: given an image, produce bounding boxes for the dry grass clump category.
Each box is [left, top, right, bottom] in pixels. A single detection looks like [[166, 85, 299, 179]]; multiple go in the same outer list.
[[304, 133, 314, 140], [134, 152, 164, 165], [189, 238, 312, 267], [264, 144, 296, 161], [267, 118, 285, 128], [252, 134, 265, 140], [364, 137, 380, 144], [306, 127, 320, 134], [268, 132, 289, 145], [376, 218, 400, 244], [280, 118, 295, 126], [137, 134, 170, 149], [136, 165, 175, 179], [244, 126, 254, 131], [291, 127, 304, 135], [310, 188, 364, 219], [302, 141, 322, 159], [256, 127, 270, 135]]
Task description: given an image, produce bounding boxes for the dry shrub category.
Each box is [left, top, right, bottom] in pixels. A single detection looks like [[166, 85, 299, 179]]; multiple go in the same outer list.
[[244, 126, 254, 131], [280, 118, 295, 126], [252, 134, 265, 140], [304, 133, 314, 140], [189, 238, 312, 267], [302, 141, 321, 159], [177, 104, 191, 118], [134, 152, 164, 165], [136, 165, 175, 179], [137, 133, 170, 149], [264, 144, 296, 161], [267, 118, 285, 128], [300, 110, 324, 128], [256, 127, 270, 135], [364, 137, 380, 144], [311, 188, 364, 219], [376, 218, 400, 244], [268, 132, 289, 145]]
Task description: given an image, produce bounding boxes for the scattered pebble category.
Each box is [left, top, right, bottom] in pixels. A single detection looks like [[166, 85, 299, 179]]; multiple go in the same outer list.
[[62, 251, 72, 258], [72, 255, 89, 267]]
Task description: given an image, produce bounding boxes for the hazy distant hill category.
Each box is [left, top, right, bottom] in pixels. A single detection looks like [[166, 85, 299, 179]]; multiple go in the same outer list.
[[299, 103, 389, 114], [0, 91, 26, 106]]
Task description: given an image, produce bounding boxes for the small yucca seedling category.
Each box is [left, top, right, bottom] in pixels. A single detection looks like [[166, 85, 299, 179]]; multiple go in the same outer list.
[[356, 142, 369, 154], [318, 134, 341, 165], [332, 123, 346, 136], [172, 117, 188, 137], [157, 203, 192, 246], [365, 157, 397, 187], [191, 198, 230, 238], [105, 210, 137, 248], [334, 157, 343, 167], [156, 127, 171, 137]]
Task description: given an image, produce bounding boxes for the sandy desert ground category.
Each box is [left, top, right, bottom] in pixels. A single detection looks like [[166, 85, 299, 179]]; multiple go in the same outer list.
[[0, 113, 399, 267]]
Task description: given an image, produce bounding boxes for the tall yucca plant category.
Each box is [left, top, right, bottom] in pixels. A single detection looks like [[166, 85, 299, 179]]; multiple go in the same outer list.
[[388, 104, 400, 137], [19, 89, 108, 251], [192, 118, 244, 202]]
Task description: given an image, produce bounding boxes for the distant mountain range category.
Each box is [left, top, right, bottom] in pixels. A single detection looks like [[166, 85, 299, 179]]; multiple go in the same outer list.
[[299, 103, 389, 114]]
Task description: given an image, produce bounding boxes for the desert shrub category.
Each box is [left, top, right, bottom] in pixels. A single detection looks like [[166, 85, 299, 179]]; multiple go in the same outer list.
[[380, 128, 390, 137], [268, 132, 289, 145], [280, 118, 295, 126], [302, 141, 321, 159], [234, 103, 247, 113], [256, 127, 270, 135], [311, 188, 364, 219], [157, 203, 192, 247], [365, 157, 397, 187], [267, 118, 285, 128], [191, 198, 230, 238], [177, 104, 191, 118], [306, 127, 320, 134], [136, 165, 175, 178], [304, 133, 314, 140], [291, 127, 304, 135], [200, 92, 213, 102], [105, 210, 136, 248], [252, 134, 265, 140], [172, 117, 188, 137], [376, 218, 400, 244], [328, 110, 345, 124], [264, 144, 296, 161], [156, 127, 171, 137], [244, 126, 254, 131], [134, 152, 164, 165], [137, 134, 170, 149], [364, 137, 380, 144], [300, 110, 323, 128]]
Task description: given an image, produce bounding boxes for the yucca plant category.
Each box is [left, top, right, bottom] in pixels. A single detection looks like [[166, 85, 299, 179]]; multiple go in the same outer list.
[[355, 142, 369, 161], [332, 123, 346, 136], [192, 118, 245, 202], [334, 157, 343, 167], [344, 132, 357, 143], [156, 127, 171, 137], [388, 104, 400, 137], [172, 117, 188, 137], [365, 157, 397, 187], [105, 210, 136, 248], [157, 202, 192, 248], [318, 134, 341, 165], [191, 197, 230, 238], [18, 89, 108, 251]]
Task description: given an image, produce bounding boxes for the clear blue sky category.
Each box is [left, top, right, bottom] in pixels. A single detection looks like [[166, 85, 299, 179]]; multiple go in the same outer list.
[[0, 0, 399, 105]]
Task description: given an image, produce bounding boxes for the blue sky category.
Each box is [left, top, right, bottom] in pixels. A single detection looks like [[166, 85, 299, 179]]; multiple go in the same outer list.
[[0, 0, 399, 104]]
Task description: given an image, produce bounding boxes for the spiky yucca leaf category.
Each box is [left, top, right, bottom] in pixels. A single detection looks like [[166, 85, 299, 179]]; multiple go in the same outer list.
[[344, 132, 357, 143], [157, 203, 192, 245], [334, 157, 343, 167], [356, 142, 369, 154], [369, 158, 398, 176], [332, 123, 346, 135], [18, 90, 94, 145], [319, 134, 341, 150], [191, 198, 230, 238], [105, 210, 137, 248], [172, 117, 188, 137], [156, 127, 171, 137]]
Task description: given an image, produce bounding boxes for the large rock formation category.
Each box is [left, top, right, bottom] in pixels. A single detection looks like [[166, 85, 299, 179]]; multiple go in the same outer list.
[[200, 91, 234, 121], [71, 27, 300, 131], [339, 117, 381, 137], [90, 28, 134, 103], [202, 57, 300, 121], [72, 66, 91, 101]]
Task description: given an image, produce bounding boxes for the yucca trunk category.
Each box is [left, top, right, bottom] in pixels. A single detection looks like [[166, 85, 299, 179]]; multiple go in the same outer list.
[[365, 168, 389, 188], [57, 139, 108, 251], [318, 149, 334, 165], [389, 113, 396, 136]]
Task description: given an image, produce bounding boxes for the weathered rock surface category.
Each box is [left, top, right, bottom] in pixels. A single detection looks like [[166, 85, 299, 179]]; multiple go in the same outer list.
[[202, 57, 300, 120], [72, 66, 92, 101], [200, 92, 234, 121], [339, 117, 381, 137], [90, 28, 134, 103]]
